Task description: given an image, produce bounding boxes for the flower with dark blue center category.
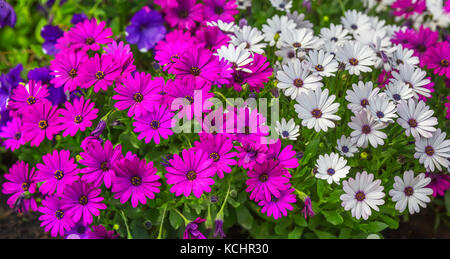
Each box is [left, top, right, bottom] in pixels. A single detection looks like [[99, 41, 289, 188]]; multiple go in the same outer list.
[[125, 6, 166, 53], [28, 67, 66, 105], [41, 25, 64, 55], [0, 0, 16, 28], [71, 13, 88, 25]]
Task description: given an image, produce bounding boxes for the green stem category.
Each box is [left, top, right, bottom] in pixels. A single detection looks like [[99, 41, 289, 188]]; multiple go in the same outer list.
[[174, 208, 191, 225], [157, 204, 168, 239], [337, 0, 346, 15], [216, 179, 232, 220], [293, 188, 308, 201], [120, 210, 133, 239]]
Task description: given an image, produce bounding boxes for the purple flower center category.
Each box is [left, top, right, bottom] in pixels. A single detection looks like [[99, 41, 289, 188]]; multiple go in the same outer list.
[[214, 6, 224, 14], [100, 161, 109, 171], [362, 125, 371, 134], [351, 24, 358, 30], [178, 9, 188, 18], [330, 37, 338, 42], [416, 44, 426, 53], [27, 96, 36, 105], [408, 118, 418, 128], [95, 71, 105, 80], [74, 115, 83, 124], [271, 195, 279, 202], [131, 176, 142, 186], [55, 209, 64, 219], [233, 73, 244, 84], [150, 120, 160, 130], [315, 64, 324, 72], [186, 170, 197, 181], [355, 191, 365, 202], [292, 42, 302, 48], [393, 94, 401, 101], [349, 58, 359, 66], [14, 132, 21, 140], [21, 182, 30, 191], [54, 170, 64, 180], [190, 66, 201, 76], [133, 92, 144, 102], [425, 146, 434, 156], [209, 152, 220, 162], [440, 59, 449, 67], [185, 95, 194, 104], [282, 130, 290, 138], [360, 98, 369, 107], [244, 126, 251, 135], [327, 168, 335, 175], [79, 195, 88, 205], [259, 173, 269, 182], [404, 186, 414, 196], [69, 68, 77, 78], [170, 55, 180, 63], [85, 37, 95, 45], [38, 120, 48, 129], [293, 78, 303, 88], [376, 111, 384, 118], [311, 109, 322, 118], [342, 146, 349, 153], [287, 51, 295, 58]]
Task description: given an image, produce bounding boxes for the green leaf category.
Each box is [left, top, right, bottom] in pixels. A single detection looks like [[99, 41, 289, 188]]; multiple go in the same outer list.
[[294, 214, 308, 227], [314, 230, 337, 239], [288, 227, 303, 239], [360, 221, 389, 233], [338, 228, 352, 239], [317, 180, 326, 200], [378, 214, 399, 229], [236, 206, 253, 230], [169, 210, 183, 230], [445, 191, 450, 214], [322, 210, 344, 225]]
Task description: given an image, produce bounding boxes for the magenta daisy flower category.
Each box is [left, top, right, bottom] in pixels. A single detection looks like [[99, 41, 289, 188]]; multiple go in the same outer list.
[[87, 225, 119, 239], [226, 106, 270, 143], [245, 160, 290, 201], [78, 53, 121, 92], [50, 50, 88, 92], [8, 80, 50, 115], [195, 26, 230, 51], [267, 140, 298, 170], [302, 196, 315, 219], [112, 156, 161, 208], [165, 148, 215, 198], [38, 195, 75, 237], [245, 53, 273, 92], [104, 41, 136, 84], [169, 46, 222, 86], [58, 96, 98, 137], [166, 78, 214, 119], [392, 0, 426, 19], [446, 96, 450, 120], [155, 39, 192, 71], [203, 0, 238, 23], [61, 180, 107, 225], [423, 42, 450, 78], [112, 72, 159, 117], [1, 161, 38, 213], [68, 18, 113, 52], [35, 149, 80, 195], [408, 26, 439, 64], [193, 133, 237, 178], [235, 138, 268, 170], [163, 0, 204, 30], [0, 117, 25, 151], [132, 104, 174, 144], [79, 140, 123, 188], [391, 28, 416, 46], [426, 172, 450, 197], [21, 102, 61, 147], [258, 187, 296, 220]]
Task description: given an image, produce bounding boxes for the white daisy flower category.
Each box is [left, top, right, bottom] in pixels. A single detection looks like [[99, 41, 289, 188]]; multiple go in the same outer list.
[[384, 81, 414, 104], [397, 99, 438, 139], [286, 11, 313, 30], [262, 15, 297, 47], [319, 23, 351, 47], [340, 10, 371, 35], [236, 0, 252, 10], [275, 118, 300, 140], [231, 26, 267, 54], [345, 81, 380, 113], [391, 45, 419, 69], [294, 88, 341, 132], [276, 59, 323, 100], [367, 94, 398, 123], [206, 20, 238, 33], [279, 28, 322, 51], [275, 46, 298, 64], [216, 44, 253, 73], [315, 153, 351, 184], [414, 129, 450, 172], [389, 171, 433, 214], [336, 135, 359, 157], [362, 0, 395, 12], [340, 171, 385, 220], [348, 110, 387, 148], [391, 63, 432, 99], [269, 0, 292, 12], [336, 41, 376, 75], [305, 49, 339, 77]]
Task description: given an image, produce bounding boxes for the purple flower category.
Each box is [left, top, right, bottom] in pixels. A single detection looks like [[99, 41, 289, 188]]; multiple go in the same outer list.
[[41, 25, 64, 55], [125, 6, 166, 53], [38, 195, 75, 237], [163, 0, 204, 30], [104, 41, 136, 84], [71, 13, 88, 25], [423, 41, 450, 78], [65, 222, 90, 239], [203, 0, 238, 23], [267, 139, 299, 170], [426, 172, 450, 197], [87, 225, 118, 239], [67, 18, 113, 52], [213, 219, 225, 238], [245, 160, 290, 201], [302, 196, 315, 219], [8, 80, 50, 116], [184, 217, 207, 239], [0, 0, 16, 28], [258, 188, 296, 220], [392, 0, 426, 19], [0, 117, 25, 151], [50, 50, 88, 92]]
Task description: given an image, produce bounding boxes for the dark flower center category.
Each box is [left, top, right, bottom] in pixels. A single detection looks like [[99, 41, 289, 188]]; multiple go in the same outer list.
[[14, 132, 21, 140], [38, 120, 48, 129], [214, 6, 224, 14], [186, 170, 197, 181], [133, 92, 144, 102], [21, 182, 30, 191], [342, 146, 349, 153], [404, 186, 414, 196], [351, 24, 358, 30], [271, 195, 279, 202], [95, 71, 105, 80], [330, 37, 338, 42], [360, 98, 369, 107], [209, 152, 220, 162], [170, 54, 180, 63], [362, 125, 371, 134], [259, 173, 269, 182], [376, 111, 384, 118], [185, 95, 194, 104], [190, 66, 201, 76], [416, 44, 426, 53], [234, 73, 244, 83], [79, 195, 88, 205], [440, 59, 449, 67], [293, 78, 303, 88], [349, 58, 359, 66], [69, 68, 77, 78], [405, 6, 414, 12], [408, 118, 418, 128], [355, 191, 365, 201], [100, 161, 109, 171], [327, 168, 335, 176], [27, 96, 36, 105], [311, 109, 322, 118], [85, 37, 95, 45], [293, 42, 302, 48], [131, 176, 142, 186], [287, 51, 295, 58], [393, 94, 401, 101], [150, 120, 160, 130], [425, 146, 434, 156], [282, 130, 290, 138], [178, 9, 188, 18], [55, 209, 64, 219], [315, 64, 324, 71], [74, 115, 83, 124], [54, 170, 64, 180], [244, 126, 251, 135]]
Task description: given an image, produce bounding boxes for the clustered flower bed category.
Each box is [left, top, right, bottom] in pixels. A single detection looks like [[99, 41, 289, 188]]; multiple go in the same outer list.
[[0, 0, 449, 239]]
